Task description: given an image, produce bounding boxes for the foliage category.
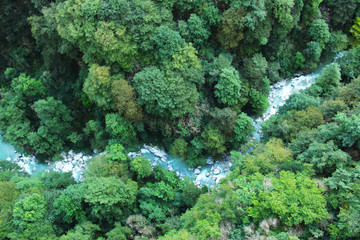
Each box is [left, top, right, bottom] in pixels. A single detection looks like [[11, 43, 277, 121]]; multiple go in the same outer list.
[[169, 138, 188, 160], [83, 64, 113, 110], [314, 63, 341, 95], [83, 177, 138, 222], [350, 17, 360, 46], [214, 67, 243, 107], [231, 113, 255, 147], [0, 0, 359, 238], [13, 193, 47, 229], [297, 141, 352, 176], [133, 67, 199, 118], [130, 156, 152, 179], [201, 125, 226, 157], [105, 113, 136, 145], [278, 91, 320, 114], [248, 171, 329, 227], [308, 19, 330, 48]]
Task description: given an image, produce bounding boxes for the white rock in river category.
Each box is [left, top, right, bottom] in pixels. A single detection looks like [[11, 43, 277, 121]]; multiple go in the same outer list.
[[73, 166, 81, 172], [140, 148, 150, 154], [74, 153, 82, 161], [62, 162, 73, 172], [55, 161, 64, 170], [213, 168, 221, 175], [206, 158, 214, 165], [206, 172, 210, 177], [194, 169, 201, 175], [32, 167, 37, 172], [160, 157, 167, 162], [6, 157, 11, 161], [168, 166, 174, 171], [228, 162, 233, 168]]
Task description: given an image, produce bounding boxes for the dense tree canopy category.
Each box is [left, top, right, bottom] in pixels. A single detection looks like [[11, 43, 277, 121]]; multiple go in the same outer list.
[[0, 0, 359, 239]]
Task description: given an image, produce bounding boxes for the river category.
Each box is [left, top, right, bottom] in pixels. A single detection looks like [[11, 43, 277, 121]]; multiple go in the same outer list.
[[0, 68, 323, 186]]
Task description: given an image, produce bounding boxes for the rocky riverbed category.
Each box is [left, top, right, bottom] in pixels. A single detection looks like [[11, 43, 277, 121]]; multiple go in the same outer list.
[[5, 150, 94, 182], [128, 144, 233, 187]]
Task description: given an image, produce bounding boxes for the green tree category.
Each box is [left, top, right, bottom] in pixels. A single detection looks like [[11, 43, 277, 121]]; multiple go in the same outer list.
[[106, 222, 132, 240], [248, 89, 269, 114], [326, 0, 359, 30], [158, 229, 198, 240], [248, 171, 329, 227], [326, 166, 360, 238], [297, 141, 352, 175], [321, 99, 348, 120], [154, 26, 185, 65], [169, 138, 188, 160], [111, 78, 143, 122], [105, 113, 136, 145], [13, 193, 47, 229], [308, 19, 331, 48], [304, 41, 322, 68], [231, 113, 255, 147], [60, 221, 100, 240], [83, 177, 138, 222], [214, 67, 243, 107], [54, 184, 86, 224], [181, 194, 222, 239], [179, 14, 210, 50], [130, 156, 152, 179], [337, 76, 360, 108], [331, 112, 360, 148], [217, 0, 268, 49], [315, 63, 341, 95], [11, 73, 45, 99], [55, 0, 137, 71], [201, 125, 226, 157], [83, 64, 113, 110], [336, 46, 360, 81], [278, 92, 320, 114], [29, 97, 73, 157], [350, 16, 360, 46], [0, 181, 19, 239], [83, 120, 108, 151], [133, 67, 199, 118], [210, 107, 238, 136], [329, 31, 348, 52], [243, 53, 269, 94], [268, 0, 298, 39]]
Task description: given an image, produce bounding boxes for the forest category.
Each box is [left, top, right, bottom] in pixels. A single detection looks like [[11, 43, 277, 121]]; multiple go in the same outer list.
[[0, 0, 360, 239]]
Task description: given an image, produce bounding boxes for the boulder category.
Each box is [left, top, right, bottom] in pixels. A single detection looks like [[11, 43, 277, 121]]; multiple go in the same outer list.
[[6, 157, 11, 161], [62, 162, 73, 173], [32, 167, 37, 172], [206, 158, 214, 165], [167, 166, 174, 171], [213, 168, 221, 175], [194, 169, 201, 175], [206, 172, 210, 177], [55, 161, 64, 170], [74, 153, 82, 161]]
